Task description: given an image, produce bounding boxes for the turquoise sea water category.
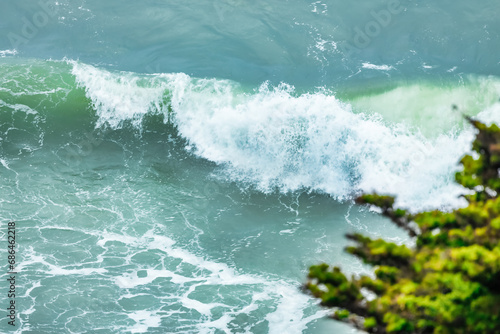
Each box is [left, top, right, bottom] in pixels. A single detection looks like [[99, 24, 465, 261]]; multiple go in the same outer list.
[[0, 1, 500, 333]]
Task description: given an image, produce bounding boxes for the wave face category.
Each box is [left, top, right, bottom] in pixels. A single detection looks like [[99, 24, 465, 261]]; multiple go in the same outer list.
[[2, 59, 500, 210], [66, 61, 500, 210]]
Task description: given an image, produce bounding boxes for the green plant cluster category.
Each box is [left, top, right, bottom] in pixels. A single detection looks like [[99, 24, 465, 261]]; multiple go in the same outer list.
[[304, 120, 500, 333]]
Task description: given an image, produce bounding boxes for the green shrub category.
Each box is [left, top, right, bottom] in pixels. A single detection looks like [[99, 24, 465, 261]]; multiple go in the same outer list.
[[304, 119, 500, 333]]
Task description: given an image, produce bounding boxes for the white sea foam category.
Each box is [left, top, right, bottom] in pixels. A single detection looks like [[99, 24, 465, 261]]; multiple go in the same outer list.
[[127, 311, 162, 334], [362, 62, 394, 71], [116, 269, 199, 288], [112, 230, 264, 289], [0, 100, 38, 114], [266, 283, 328, 334], [16, 245, 107, 276], [71, 61, 168, 128], [0, 49, 17, 57], [70, 62, 500, 211], [104, 229, 327, 334]]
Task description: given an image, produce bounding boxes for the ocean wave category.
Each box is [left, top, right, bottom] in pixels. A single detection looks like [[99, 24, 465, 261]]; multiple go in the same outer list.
[[3, 59, 500, 210]]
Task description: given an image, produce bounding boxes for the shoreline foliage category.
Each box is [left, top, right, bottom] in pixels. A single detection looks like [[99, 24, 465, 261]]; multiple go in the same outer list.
[[304, 120, 500, 333]]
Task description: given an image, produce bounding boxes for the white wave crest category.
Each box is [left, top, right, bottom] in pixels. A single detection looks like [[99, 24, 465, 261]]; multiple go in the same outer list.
[[71, 62, 500, 210]]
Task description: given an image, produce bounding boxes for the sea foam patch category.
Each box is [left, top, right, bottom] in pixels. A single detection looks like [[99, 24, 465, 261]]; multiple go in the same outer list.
[[105, 229, 328, 334], [0, 49, 17, 57]]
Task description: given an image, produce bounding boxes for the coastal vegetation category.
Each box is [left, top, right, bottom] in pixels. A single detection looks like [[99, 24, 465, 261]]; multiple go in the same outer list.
[[304, 119, 500, 333]]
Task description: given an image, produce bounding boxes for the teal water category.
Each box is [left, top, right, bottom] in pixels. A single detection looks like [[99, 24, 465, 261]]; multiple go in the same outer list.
[[0, 1, 500, 333]]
